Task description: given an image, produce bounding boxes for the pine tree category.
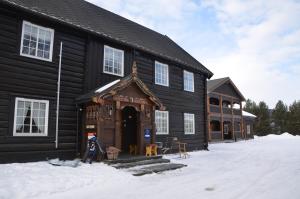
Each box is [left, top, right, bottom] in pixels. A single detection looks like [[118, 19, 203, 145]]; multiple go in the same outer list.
[[243, 99, 258, 115], [287, 101, 300, 135], [255, 101, 272, 136], [272, 100, 288, 134]]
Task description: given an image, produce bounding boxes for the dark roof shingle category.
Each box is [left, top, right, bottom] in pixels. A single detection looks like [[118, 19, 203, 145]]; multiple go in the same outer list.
[[1, 0, 213, 77], [207, 77, 246, 101]]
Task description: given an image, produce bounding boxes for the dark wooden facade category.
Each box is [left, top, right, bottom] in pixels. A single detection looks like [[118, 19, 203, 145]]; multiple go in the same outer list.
[[242, 113, 256, 139], [207, 78, 246, 142], [0, 4, 86, 162], [0, 2, 210, 163]]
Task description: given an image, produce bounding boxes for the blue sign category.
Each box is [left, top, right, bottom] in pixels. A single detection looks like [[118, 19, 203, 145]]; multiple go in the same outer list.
[[144, 129, 151, 139]]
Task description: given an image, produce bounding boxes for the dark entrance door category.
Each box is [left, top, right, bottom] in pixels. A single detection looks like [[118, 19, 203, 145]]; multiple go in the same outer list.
[[121, 106, 138, 153], [223, 122, 232, 140]]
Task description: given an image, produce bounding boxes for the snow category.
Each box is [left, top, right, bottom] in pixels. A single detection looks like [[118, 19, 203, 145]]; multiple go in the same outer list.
[[242, 110, 257, 118], [1, 135, 300, 199], [95, 79, 120, 93], [233, 103, 241, 109]]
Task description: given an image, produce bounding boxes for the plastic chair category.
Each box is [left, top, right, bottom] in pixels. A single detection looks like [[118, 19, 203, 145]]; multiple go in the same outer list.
[[145, 145, 152, 156]]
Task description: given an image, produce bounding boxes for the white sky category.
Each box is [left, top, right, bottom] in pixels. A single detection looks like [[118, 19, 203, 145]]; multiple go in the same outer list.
[[86, 0, 300, 108]]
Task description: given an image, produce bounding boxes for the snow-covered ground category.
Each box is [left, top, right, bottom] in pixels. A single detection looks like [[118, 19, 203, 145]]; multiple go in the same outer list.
[[1, 133, 300, 199]]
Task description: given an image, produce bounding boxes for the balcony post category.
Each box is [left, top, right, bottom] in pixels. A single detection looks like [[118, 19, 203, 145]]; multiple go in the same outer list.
[[207, 96, 211, 141], [220, 95, 224, 140], [240, 101, 244, 139], [231, 98, 235, 141]]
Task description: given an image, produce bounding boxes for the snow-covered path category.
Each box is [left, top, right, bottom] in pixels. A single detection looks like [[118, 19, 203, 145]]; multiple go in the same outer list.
[[1, 134, 300, 199]]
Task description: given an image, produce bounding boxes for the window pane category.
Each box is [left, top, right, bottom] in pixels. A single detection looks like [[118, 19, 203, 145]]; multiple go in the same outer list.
[[21, 22, 53, 60], [14, 98, 48, 136], [155, 62, 168, 86], [184, 71, 194, 91], [103, 46, 123, 76], [23, 125, 30, 133], [184, 113, 194, 134], [155, 111, 168, 134], [22, 47, 29, 55], [16, 124, 23, 133]]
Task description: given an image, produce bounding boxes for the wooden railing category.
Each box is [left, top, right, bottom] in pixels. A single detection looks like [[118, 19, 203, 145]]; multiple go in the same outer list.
[[209, 105, 220, 113]]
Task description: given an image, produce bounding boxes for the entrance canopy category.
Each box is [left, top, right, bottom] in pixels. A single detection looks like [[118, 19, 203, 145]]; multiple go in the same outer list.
[[76, 61, 164, 155]]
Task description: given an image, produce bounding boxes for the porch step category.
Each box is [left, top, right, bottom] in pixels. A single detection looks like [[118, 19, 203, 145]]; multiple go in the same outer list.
[[132, 163, 187, 176], [112, 158, 170, 169], [103, 155, 163, 165]]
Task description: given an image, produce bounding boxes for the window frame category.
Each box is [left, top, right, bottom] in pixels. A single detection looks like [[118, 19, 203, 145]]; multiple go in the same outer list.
[[155, 110, 169, 135], [103, 45, 124, 77], [184, 113, 195, 135], [183, 70, 194, 92], [20, 21, 55, 62], [13, 97, 49, 137], [155, 61, 169, 87]]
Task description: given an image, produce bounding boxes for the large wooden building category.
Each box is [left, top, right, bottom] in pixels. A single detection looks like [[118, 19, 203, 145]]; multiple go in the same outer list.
[[207, 77, 255, 141], [0, 0, 213, 163]]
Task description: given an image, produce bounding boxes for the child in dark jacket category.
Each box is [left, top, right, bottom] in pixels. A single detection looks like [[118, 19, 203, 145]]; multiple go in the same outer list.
[[82, 133, 104, 164]]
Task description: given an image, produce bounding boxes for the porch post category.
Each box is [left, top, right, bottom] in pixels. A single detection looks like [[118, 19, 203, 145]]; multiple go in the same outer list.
[[231, 98, 235, 140], [220, 95, 224, 140], [151, 106, 156, 144], [240, 101, 244, 139], [115, 101, 122, 149], [207, 96, 211, 141], [139, 106, 144, 155]]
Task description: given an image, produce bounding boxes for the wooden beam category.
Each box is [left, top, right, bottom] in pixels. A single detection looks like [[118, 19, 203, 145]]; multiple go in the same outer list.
[[240, 101, 244, 139], [207, 96, 211, 141], [220, 95, 224, 140], [115, 101, 122, 150], [151, 106, 156, 145], [231, 98, 235, 140], [209, 91, 240, 101]]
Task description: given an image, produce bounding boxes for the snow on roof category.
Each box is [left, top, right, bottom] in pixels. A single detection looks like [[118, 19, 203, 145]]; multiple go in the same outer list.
[[95, 79, 120, 93], [242, 110, 257, 118], [233, 104, 241, 109]]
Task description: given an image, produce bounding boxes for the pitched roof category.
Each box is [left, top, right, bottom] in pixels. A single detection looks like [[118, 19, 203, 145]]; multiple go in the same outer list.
[[207, 77, 246, 101], [207, 77, 230, 92], [1, 0, 213, 77]]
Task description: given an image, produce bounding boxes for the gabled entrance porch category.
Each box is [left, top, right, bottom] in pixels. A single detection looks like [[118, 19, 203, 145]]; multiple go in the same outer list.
[[77, 62, 164, 155]]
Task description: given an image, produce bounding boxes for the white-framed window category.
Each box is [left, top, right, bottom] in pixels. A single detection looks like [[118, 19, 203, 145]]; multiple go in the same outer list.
[[13, 98, 49, 136], [184, 113, 195, 134], [184, 70, 194, 92], [155, 61, 169, 86], [247, 125, 251, 135], [103, 45, 124, 77], [155, 110, 169, 135], [20, 21, 54, 62]]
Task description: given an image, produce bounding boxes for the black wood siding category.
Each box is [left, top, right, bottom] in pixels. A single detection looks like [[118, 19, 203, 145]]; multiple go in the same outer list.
[[0, 3, 208, 162], [84, 39, 208, 151], [0, 5, 86, 163], [135, 51, 207, 150]]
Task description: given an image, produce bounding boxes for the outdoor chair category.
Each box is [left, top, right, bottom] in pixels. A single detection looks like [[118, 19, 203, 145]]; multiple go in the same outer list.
[[161, 137, 179, 154]]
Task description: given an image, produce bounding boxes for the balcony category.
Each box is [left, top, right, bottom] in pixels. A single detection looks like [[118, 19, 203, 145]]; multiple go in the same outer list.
[[233, 109, 241, 115], [210, 105, 220, 113], [222, 107, 232, 114]]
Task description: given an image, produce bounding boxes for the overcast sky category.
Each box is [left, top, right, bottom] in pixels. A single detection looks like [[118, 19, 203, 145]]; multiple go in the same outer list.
[[86, 0, 300, 108]]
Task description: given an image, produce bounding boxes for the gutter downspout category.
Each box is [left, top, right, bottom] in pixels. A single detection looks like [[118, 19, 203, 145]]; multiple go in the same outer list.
[[55, 42, 63, 149]]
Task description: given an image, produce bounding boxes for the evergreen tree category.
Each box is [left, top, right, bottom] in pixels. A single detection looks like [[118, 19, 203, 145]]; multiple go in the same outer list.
[[287, 101, 300, 135], [255, 101, 272, 136], [243, 99, 258, 115], [272, 100, 288, 134]]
